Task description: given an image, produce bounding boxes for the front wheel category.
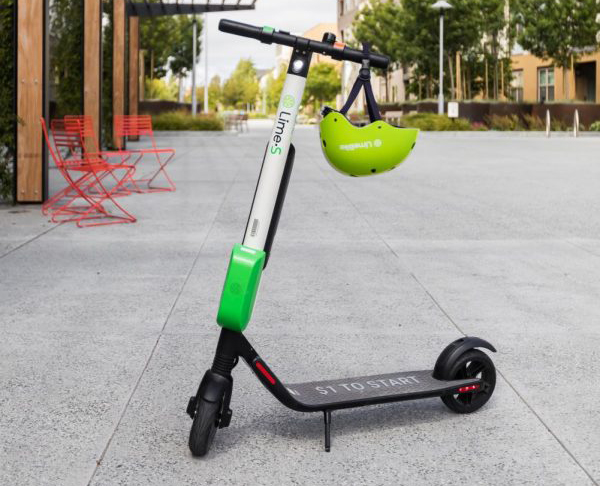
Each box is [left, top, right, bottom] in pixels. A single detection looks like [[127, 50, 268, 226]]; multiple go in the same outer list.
[[189, 398, 222, 457], [441, 349, 496, 414]]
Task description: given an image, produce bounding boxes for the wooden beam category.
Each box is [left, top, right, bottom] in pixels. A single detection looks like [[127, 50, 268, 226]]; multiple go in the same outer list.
[[84, 0, 102, 151], [17, 0, 45, 202], [113, 0, 125, 149], [125, 2, 256, 16], [128, 15, 139, 141]]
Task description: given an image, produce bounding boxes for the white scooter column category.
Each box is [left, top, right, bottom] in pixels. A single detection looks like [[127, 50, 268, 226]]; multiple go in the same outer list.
[[242, 72, 307, 251]]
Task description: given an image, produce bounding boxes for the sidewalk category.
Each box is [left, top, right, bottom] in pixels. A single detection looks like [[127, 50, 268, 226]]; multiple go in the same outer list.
[[1, 123, 599, 485]]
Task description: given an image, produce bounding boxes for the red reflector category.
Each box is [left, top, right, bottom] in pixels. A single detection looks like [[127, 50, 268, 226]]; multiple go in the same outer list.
[[255, 362, 276, 385], [333, 41, 346, 50], [458, 384, 480, 393]]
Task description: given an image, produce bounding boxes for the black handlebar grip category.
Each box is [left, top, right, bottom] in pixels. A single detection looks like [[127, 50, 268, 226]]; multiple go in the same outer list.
[[218, 19, 262, 41], [218, 19, 390, 70]]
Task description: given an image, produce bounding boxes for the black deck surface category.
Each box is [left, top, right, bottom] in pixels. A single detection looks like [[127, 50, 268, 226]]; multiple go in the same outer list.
[[284, 370, 478, 407]]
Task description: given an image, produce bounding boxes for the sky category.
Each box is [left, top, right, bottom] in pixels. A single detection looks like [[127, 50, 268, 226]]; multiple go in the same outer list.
[[187, 0, 337, 86]]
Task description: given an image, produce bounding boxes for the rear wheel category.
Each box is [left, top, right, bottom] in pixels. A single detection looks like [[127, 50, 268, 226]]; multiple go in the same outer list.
[[189, 398, 222, 457], [441, 349, 496, 413]]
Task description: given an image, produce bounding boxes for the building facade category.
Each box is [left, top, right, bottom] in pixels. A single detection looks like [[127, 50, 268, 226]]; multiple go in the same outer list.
[[511, 51, 599, 103]]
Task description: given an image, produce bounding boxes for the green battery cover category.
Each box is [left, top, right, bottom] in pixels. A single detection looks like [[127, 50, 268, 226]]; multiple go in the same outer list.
[[216, 244, 266, 332]]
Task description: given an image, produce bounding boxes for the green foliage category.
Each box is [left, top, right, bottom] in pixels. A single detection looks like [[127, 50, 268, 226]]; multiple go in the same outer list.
[[485, 114, 525, 130], [101, 0, 113, 148], [589, 120, 600, 131], [0, 0, 16, 202], [399, 113, 472, 131], [523, 114, 545, 130], [49, 0, 83, 118], [188, 75, 223, 112], [550, 118, 569, 131], [265, 66, 286, 113], [145, 78, 179, 101], [354, 0, 509, 100], [302, 64, 341, 113], [222, 59, 259, 109], [141, 15, 202, 80], [150, 111, 223, 131], [352, 0, 402, 100], [511, 0, 599, 70], [168, 16, 202, 79]]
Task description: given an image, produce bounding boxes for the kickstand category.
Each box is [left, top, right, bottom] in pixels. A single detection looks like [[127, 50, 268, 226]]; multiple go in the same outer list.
[[323, 410, 332, 452]]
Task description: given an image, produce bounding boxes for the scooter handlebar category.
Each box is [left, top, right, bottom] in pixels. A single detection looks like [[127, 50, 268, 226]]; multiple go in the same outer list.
[[218, 19, 390, 70]]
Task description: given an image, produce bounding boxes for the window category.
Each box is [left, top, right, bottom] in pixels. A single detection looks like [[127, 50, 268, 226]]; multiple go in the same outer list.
[[538, 67, 555, 102], [511, 70, 523, 102]]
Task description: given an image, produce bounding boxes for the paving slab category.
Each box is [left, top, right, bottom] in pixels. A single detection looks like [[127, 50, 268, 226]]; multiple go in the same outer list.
[[88, 333, 592, 486], [0, 331, 156, 486], [2, 127, 600, 485]]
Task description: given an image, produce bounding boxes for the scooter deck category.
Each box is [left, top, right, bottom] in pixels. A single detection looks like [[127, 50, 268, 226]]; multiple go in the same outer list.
[[284, 370, 479, 410]]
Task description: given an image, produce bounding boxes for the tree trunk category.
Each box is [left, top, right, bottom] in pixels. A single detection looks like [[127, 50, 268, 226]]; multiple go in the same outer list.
[[178, 76, 184, 103], [150, 50, 154, 80], [447, 53, 455, 99], [500, 59, 504, 100], [385, 71, 390, 103], [455, 52, 462, 100], [484, 58, 489, 99]]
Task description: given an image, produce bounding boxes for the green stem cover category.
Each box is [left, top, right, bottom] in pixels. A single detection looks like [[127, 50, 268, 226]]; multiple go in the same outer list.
[[216, 244, 266, 332]]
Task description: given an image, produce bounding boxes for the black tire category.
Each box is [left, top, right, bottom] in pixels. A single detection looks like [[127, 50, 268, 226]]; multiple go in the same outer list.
[[189, 398, 221, 457], [441, 349, 496, 414]]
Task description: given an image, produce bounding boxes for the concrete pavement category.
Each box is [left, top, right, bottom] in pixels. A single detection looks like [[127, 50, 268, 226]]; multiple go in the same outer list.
[[1, 123, 599, 485]]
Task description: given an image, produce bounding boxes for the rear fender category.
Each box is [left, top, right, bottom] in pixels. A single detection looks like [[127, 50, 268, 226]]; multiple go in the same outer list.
[[433, 337, 496, 380]]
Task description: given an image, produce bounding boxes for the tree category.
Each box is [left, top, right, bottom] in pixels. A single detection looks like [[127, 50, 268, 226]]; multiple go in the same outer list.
[[511, 0, 600, 100], [49, 0, 83, 117], [188, 75, 223, 111], [397, 0, 484, 99], [140, 15, 202, 80], [169, 16, 202, 79], [479, 0, 507, 99], [0, 0, 16, 202], [145, 78, 179, 101], [265, 66, 286, 112], [352, 0, 403, 102], [302, 64, 341, 113], [222, 59, 259, 109]]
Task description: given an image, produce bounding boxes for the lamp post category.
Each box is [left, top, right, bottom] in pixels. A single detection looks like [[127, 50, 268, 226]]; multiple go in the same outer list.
[[191, 17, 197, 117], [431, 1, 452, 115], [203, 13, 209, 114]]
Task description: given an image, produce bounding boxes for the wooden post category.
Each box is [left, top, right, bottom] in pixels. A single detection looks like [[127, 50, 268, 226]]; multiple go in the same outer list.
[[128, 15, 139, 140], [112, 0, 125, 149], [84, 0, 102, 151], [139, 50, 145, 102], [16, 0, 45, 202], [455, 52, 462, 100]]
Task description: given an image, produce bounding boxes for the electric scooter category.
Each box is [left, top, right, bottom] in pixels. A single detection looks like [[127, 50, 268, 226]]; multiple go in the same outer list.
[[186, 19, 497, 456]]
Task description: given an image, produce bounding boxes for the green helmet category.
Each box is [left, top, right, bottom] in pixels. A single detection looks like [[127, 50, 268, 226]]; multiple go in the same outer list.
[[319, 109, 418, 177], [319, 43, 418, 177]]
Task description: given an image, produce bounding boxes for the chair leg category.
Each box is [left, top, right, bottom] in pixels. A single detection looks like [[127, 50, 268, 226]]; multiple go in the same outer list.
[[75, 167, 137, 227], [146, 151, 176, 192]]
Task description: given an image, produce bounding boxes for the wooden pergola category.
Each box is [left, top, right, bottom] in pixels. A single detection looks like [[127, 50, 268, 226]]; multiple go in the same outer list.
[[15, 0, 255, 203]]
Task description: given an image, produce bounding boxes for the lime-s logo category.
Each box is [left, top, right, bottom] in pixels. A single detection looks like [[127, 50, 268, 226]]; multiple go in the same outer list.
[[270, 146, 282, 154], [282, 95, 295, 108]]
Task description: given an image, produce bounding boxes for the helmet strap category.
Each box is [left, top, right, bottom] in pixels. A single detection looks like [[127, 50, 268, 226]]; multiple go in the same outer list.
[[339, 43, 382, 123]]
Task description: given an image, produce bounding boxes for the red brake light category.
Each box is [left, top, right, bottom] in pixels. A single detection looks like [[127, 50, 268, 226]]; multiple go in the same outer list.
[[255, 362, 276, 385], [458, 384, 480, 393]]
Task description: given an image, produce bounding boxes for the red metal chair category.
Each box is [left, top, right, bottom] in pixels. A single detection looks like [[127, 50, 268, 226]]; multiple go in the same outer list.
[[114, 114, 176, 192], [63, 115, 134, 196], [41, 118, 137, 227]]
